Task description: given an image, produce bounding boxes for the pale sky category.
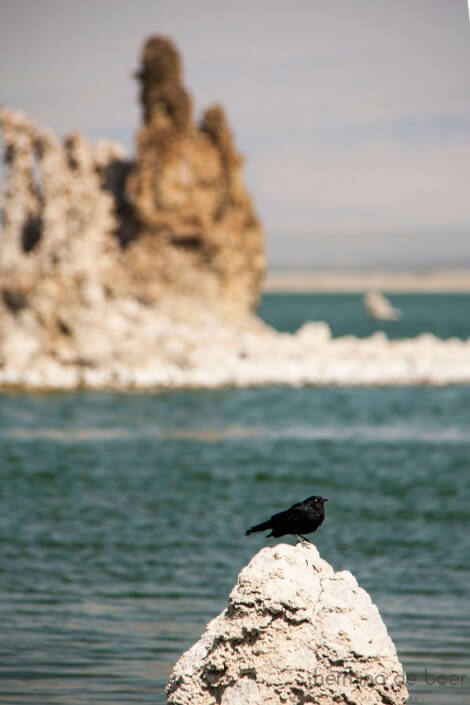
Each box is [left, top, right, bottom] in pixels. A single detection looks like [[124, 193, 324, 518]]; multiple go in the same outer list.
[[0, 0, 469, 269]]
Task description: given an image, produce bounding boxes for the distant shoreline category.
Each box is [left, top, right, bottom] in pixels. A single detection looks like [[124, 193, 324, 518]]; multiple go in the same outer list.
[[263, 270, 470, 293]]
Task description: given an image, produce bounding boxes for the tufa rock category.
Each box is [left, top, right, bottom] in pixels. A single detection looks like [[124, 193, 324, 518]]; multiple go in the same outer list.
[[166, 543, 408, 705], [125, 36, 264, 309], [0, 36, 266, 385], [1, 38, 469, 390], [136, 36, 192, 129], [0, 35, 264, 324]]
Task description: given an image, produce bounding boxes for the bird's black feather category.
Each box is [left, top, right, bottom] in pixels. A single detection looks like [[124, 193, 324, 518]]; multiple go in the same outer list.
[[245, 495, 327, 539]]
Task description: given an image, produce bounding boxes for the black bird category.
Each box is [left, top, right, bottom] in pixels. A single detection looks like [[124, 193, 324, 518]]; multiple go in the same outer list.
[[245, 496, 327, 543]]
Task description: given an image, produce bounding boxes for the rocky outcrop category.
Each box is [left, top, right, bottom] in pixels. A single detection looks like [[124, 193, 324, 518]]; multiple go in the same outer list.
[[1, 37, 469, 391], [0, 38, 264, 312], [0, 108, 124, 292], [126, 36, 264, 309], [0, 107, 128, 378], [2, 295, 470, 388], [0, 36, 266, 385], [166, 543, 408, 705]]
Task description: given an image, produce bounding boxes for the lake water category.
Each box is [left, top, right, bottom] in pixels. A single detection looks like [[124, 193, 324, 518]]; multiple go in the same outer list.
[[1, 294, 470, 705], [259, 291, 470, 339]]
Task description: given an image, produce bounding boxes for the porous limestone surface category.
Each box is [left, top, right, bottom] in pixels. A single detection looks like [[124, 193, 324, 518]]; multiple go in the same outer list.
[[166, 543, 408, 705]]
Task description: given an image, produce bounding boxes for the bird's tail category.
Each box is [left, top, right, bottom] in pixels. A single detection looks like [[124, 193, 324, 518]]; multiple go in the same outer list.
[[245, 519, 272, 536]]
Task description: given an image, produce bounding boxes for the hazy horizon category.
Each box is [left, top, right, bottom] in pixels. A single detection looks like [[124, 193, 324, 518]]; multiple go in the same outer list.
[[1, 0, 469, 269]]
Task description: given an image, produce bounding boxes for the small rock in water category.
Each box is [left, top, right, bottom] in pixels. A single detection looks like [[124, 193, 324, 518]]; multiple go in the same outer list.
[[364, 291, 401, 320]]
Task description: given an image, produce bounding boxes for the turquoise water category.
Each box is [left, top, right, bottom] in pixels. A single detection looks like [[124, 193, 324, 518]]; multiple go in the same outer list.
[[1, 295, 470, 705], [259, 292, 470, 339]]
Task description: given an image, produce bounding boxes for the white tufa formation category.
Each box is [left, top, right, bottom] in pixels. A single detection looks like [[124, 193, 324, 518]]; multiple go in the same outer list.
[[0, 107, 124, 285], [1, 107, 470, 391], [167, 543, 408, 705]]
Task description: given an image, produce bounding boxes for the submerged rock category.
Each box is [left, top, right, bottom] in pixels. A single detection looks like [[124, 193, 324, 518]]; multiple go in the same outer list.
[[166, 543, 408, 705]]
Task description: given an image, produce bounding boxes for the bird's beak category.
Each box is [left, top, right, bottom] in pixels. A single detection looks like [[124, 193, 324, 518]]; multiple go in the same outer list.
[[323, 498, 328, 503]]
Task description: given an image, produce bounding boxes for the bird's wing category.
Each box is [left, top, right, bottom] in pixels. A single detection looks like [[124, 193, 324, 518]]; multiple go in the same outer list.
[[270, 502, 312, 528], [270, 501, 301, 521]]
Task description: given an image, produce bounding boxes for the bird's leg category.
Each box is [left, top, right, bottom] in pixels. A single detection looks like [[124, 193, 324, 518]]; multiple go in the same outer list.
[[295, 534, 310, 545]]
